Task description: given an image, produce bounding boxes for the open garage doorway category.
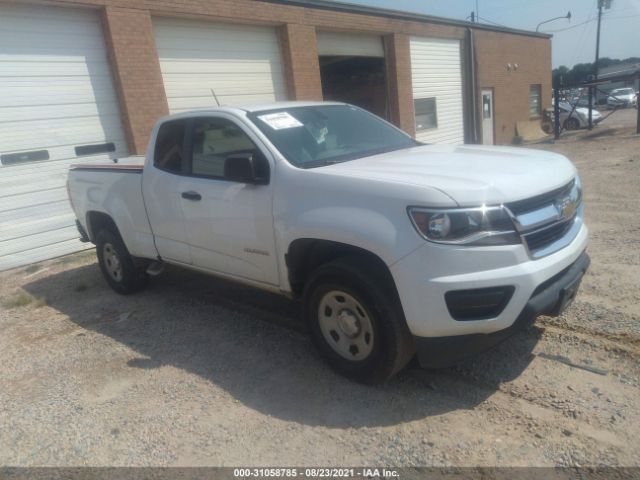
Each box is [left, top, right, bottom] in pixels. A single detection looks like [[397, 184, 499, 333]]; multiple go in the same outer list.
[[319, 56, 388, 120], [316, 31, 389, 120]]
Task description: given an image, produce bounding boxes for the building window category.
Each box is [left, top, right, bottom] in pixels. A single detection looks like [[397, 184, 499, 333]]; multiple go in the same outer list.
[[1, 149, 50, 166], [414, 97, 437, 131], [483, 94, 492, 119], [74, 143, 116, 157], [529, 85, 542, 118]]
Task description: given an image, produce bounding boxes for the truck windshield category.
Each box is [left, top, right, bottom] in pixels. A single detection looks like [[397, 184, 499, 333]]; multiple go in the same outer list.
[[247, 105, 418, 169]]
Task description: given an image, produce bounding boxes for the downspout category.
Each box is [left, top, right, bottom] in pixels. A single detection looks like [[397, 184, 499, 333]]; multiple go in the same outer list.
[[465, 27, 479, 144]]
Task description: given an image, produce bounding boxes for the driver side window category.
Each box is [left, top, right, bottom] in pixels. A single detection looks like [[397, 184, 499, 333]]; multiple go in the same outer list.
[[189, 117, 259, 178]]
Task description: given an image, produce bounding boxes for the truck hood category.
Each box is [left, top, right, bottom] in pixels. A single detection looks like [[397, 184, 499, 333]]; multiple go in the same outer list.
[[321, 144, 577, 206]]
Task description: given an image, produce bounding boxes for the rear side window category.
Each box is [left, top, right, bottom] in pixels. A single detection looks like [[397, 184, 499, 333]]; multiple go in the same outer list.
[[154, 120, 186, 173]]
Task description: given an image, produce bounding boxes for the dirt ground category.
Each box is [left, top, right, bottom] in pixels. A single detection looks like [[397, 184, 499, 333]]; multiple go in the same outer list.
[[0, 109, 639, 468]]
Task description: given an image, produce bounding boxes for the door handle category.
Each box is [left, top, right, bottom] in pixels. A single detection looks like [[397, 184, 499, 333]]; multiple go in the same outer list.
[[181, 191, 201, 201]]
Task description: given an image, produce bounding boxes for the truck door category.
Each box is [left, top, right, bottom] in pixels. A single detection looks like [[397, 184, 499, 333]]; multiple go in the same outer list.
[[141, 119, 192, 264], [177, 115, 279, 286]]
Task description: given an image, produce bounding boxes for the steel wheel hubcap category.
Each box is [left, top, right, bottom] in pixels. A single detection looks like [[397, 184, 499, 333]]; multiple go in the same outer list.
[[318, 290, 374, 361], [103, 243, 123, 282]]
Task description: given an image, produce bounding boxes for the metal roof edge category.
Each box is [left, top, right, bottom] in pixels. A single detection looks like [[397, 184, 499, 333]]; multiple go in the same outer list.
[[262, 0, 552, 39]]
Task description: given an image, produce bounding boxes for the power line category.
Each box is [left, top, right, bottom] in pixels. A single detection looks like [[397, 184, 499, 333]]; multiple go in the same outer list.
[[477, 15, 508, 28], [599, 13, 640, 19], [569, 1, 598, 67], [603, 6, 640, 14], [481, 0, 557, 16]]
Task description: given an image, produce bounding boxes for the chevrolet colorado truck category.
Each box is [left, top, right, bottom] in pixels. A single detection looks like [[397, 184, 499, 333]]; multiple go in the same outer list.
[[67, 102, 589, 383]]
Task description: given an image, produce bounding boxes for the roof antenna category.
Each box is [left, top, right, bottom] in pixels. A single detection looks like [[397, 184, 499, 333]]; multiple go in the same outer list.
[[210, 89, 220, 107]]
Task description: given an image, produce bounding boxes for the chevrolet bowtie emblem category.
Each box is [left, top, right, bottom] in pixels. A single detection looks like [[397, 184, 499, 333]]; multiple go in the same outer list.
[[555, 196, 577, 220]]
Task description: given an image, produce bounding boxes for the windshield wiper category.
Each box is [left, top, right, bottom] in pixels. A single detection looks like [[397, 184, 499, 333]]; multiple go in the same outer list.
[[356, 145, 407, 159], [301, 159, 348, 169], [301, 145, 414, 169]]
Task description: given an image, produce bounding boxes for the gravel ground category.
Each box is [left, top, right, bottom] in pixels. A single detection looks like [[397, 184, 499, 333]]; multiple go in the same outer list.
[[0, 110, 639, 467]]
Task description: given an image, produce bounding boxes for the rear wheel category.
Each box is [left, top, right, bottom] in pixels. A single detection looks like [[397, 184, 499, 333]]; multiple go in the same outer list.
[[303, 257, 415, 384], [96, 229, 148, 294], [564, 118, 580, 130]]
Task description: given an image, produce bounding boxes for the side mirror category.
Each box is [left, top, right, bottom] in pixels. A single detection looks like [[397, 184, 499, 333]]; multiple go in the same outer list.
[[223, 153, 268, 184]]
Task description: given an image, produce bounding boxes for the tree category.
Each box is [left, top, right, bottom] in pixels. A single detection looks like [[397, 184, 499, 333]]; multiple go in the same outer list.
[[553, 57, 640, 86]]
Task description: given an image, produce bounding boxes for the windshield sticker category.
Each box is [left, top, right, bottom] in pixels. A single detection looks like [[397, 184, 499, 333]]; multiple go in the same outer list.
[[257, 112, 304, 130]]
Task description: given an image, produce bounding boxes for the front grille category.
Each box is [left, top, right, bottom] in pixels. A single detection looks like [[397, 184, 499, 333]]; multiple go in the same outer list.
[[524, 218, 575, 252], [506, 179, 574, 215], [505, 178, 582, 258]]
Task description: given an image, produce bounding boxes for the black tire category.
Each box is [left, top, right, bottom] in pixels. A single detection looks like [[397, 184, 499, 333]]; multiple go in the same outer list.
[[564, 118, 580, 131], [95, 228, 148, 295], [303, 256, 415, 384]]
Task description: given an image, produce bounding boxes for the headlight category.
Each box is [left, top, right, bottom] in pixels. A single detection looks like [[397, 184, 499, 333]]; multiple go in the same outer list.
[[572, 175, 582, 204], [408, 205, 520, 246]]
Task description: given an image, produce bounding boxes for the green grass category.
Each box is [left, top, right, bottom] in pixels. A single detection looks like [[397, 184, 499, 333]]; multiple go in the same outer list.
[[1, 291, 47, 309], [23, 265, 41, 274], [57, 249, 95, 266], [33, 297, 48, 308], [2, 291, 34, 308]]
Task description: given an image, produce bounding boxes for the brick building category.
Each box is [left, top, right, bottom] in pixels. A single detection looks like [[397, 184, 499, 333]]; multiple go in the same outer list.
[[0, 0, 552, 269]]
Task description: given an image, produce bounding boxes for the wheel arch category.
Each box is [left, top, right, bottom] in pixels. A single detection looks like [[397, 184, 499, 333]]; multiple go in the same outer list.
[[285, 238, 400, 301], [85, 211, 121, 243]]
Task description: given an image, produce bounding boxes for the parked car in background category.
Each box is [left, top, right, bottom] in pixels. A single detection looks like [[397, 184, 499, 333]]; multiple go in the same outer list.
[[67, 102, 589, 384], [560, 102, 602, 130], [543, 102, 602, 131], [606, 88, 637, 108], [571, 97, 599, 109]]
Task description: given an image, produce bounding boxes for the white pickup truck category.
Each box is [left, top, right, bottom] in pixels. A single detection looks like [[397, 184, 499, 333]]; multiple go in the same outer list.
[[68, 102, 589, 383]]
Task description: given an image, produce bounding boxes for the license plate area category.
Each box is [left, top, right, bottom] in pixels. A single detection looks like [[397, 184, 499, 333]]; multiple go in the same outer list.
[[556, 272, 584, 315]]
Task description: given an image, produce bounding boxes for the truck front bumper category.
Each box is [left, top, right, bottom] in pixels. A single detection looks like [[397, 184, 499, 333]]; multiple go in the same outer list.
[[412, 250, 589, 368], [389, 221, 589, 367]]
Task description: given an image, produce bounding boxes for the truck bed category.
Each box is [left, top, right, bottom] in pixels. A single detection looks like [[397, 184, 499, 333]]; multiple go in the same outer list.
[[67, 160, 155, 258]]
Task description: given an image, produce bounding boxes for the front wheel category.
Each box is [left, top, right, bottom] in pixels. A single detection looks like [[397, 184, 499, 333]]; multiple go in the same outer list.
[[303, 257, 415, 384], [96, 229, 148, 294]]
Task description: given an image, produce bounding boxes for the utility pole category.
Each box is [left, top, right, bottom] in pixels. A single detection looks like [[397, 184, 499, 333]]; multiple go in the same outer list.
[[637, 73, 640, 134], [589, 0, 612, 129]]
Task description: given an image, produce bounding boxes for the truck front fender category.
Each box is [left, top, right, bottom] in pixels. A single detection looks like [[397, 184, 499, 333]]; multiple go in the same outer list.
[[276, 206, 424, 293]]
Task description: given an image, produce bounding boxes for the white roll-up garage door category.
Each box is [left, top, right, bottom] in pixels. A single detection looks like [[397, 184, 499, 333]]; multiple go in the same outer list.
[[410, 37, 464, 144], [0, 4, 128, 271], [153, 18, 288, 113]]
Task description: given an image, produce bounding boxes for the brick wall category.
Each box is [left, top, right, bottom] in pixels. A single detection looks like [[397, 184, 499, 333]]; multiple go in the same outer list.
[[101, 7, 168, 154], [384, 34, 416, 137], [278, 24, 323, 101], [474, 30, 552, 145], [19, 0, 551, 149]]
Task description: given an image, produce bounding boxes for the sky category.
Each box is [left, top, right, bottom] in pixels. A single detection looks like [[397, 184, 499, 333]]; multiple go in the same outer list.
[[324, 0, 640, 68]]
